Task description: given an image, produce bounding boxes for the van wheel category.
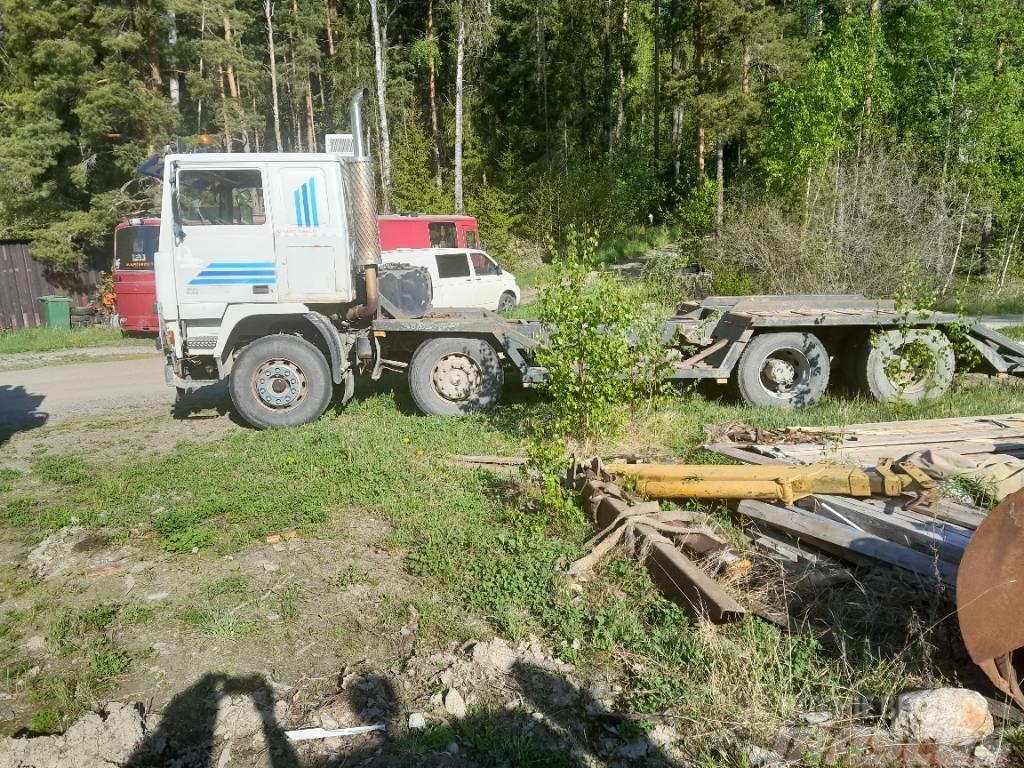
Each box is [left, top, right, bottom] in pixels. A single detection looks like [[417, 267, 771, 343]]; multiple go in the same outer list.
[[736, 331, 829, 409], [408, 337, 504, 416], [497, 292, 517, 313], [859, 329, 954, 404], [229, 335, 332, 429]]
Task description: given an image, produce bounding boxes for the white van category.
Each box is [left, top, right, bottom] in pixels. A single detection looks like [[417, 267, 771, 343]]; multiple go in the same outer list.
[[381, 248, 521, 312]]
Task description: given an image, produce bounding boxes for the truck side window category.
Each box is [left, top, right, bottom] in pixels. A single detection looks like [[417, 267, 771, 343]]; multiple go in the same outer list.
[[429, 222, 458, 248], [178, 169, 266, 226], [436, 253, 471, 278], [465, 230, 479, 249], [470, 252, 501, 276]]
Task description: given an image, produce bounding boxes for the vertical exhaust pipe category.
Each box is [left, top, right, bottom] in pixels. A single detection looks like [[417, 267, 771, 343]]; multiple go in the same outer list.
[[346, 88, 382, 322]]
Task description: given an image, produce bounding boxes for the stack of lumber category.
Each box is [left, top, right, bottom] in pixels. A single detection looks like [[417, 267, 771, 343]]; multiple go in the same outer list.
[[705, 414, 1022, 583]]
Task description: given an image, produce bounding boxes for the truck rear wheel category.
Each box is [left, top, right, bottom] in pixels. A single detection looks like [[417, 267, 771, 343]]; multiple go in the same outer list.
[[229, 335, 332, 429], [408, 337, 504, 416], [736, 331, 829, 409], [859, 328, 954, 404]]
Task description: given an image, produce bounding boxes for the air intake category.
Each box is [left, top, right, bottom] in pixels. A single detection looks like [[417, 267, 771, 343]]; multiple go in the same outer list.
[[325, 133, 355, 156]]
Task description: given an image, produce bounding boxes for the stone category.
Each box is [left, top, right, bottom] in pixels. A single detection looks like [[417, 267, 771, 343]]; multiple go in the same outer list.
[[616, 740, 649, 759], [408, 712, 427, 730], [0, 702, 146, 768], [799, 711, 832, 725], [446, 741, 460, 754], [973, 744, 997, 765], [471, 638, 518, 674], [320, 712, 340, 730], [443, 689, 467, 719], [891, 688, 993, 746]]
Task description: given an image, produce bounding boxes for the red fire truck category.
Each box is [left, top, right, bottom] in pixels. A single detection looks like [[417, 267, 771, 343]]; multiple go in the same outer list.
[[112, 218, 161, 332]]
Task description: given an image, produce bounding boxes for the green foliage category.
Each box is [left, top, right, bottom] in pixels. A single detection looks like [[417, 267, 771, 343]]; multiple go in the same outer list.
[[534, 230, 667, 442], [390, 124, 450, 215], [31, 456, 92, 487], [0, 326, 141, 355]]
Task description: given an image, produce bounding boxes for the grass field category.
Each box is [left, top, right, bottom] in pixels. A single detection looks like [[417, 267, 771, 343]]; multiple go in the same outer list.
[[0, 326, 150, 355], [4, 375, 1022, 749]]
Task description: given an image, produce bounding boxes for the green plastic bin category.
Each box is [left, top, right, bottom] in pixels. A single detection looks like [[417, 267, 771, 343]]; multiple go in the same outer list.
[[39, 295, 71, 329]]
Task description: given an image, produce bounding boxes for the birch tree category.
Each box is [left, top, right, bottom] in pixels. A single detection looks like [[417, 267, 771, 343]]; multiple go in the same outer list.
[[454, 0, 466, 213], [264, 0, 283, 150], [369, 0, 393, 210]]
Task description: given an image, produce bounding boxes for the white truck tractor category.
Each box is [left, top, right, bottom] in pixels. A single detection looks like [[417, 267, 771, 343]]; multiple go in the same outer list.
[[155, 90, 548, 429]]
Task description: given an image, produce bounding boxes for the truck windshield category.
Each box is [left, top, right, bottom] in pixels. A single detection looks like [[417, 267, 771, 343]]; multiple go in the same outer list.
[[114, 226, 158, 271]]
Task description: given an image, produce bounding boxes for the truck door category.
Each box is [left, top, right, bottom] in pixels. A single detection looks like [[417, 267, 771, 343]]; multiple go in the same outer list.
[[175, 166, 277, 305], [268, 164, 351, 302]]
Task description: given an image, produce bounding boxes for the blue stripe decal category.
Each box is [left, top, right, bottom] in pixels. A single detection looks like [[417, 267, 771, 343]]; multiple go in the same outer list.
[[294, 189, 303, 227], [207, 262, 274, 268], [190, 278, 277, 285], [197, 269, 276, 277], [308, 176, 319, 226], [301, 182, 311, 227]]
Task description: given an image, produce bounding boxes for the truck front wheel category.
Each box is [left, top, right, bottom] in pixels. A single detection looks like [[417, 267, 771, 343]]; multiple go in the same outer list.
[[408, 337, 504, 416], [229, 335, 333, 429], [736, 331, 830, 409]]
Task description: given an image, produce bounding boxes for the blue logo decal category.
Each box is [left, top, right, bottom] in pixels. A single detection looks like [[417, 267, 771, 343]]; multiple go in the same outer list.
[[189, 261, 276, 285], [293, 176, 319, 227]]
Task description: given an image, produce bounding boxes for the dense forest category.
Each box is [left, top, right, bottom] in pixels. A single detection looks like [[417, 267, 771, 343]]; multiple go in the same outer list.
[[0, 0, 1022, 296]]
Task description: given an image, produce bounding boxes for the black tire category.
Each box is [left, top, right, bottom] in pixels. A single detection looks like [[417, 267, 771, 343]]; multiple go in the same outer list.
[[859, 328, 954, 404], [497, 292, 517, 313], [736, 331, 830, 409], [228, 335, 332, 429], [408, 337, 504, 416]]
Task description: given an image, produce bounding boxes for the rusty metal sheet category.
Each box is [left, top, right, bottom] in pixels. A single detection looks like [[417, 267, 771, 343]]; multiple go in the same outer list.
[[957, 489, 1024, 707]]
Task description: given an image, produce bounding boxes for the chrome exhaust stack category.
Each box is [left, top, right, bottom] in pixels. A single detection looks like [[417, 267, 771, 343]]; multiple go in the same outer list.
[[345, 88, 381, 321]]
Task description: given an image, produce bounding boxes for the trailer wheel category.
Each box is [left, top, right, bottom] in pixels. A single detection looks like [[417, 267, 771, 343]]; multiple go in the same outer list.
[[229, 335, 332, 429], [408, 337, 504, 416], [736, 332, 829, 409], [859, 328, 954, 404]]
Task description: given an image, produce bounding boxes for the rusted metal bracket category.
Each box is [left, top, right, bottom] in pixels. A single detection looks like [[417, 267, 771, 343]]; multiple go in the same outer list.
[[569, 460, 747, 624]]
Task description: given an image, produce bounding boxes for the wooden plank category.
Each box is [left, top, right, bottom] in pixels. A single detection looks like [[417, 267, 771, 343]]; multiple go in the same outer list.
[[736, 499, 959, 585], [799, 496, 967, 564]]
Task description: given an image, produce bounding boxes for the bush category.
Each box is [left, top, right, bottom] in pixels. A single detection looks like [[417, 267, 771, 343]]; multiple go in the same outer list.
[[708, 144, 958, 297]]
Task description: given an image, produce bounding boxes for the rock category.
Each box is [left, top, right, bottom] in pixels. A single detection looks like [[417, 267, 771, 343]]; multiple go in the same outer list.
[[446, 741, 460, 754], [617, 740, 649, 759], [974, 744, 997, 765], [217, 744, 233, 768], [320, 712, 340, 730], [471, 638, 518, 674], [408, 712, 427, 730], [891, 688, 993, 746], [0, 707, 16, 722], [443, 689, 467, 719], [429, 692, 444, 710], [799, 711, 832, 725], [0, 702, 146, 768], [742, 744, 787, 768], [647, 723, 679, 749]]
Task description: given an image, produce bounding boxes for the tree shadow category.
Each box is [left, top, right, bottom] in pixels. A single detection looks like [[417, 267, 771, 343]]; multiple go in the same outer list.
[[0, 385, 48, 445], [125, 662, 687, 768]]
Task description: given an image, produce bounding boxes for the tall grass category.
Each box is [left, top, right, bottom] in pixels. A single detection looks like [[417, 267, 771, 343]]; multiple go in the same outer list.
[[0, 326, 148, 355]]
